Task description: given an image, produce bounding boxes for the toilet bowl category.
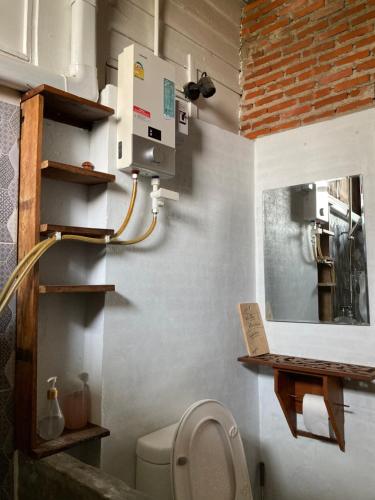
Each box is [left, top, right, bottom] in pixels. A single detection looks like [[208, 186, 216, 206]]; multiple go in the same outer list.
[[136, 399, 253, 500]]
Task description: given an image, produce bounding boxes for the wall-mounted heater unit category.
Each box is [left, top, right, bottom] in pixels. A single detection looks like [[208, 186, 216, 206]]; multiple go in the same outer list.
[[117, 44, 176, 178], [304, 181, 329, 223]]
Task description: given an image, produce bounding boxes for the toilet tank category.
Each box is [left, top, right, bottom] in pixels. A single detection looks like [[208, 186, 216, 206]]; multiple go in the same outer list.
[[136, 423, 177, 500]]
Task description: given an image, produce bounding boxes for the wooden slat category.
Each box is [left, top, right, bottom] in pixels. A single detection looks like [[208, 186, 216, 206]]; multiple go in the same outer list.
[[324, 376, 345, 451], [274, 369, 297, 438], [21, 84, 114, 129], [41, 160, 115, 185], [238, 353, 375, 381], [39, 285, 115, 294], [40, 224, 114, 238], [296, 430, 338, 445], [16, 94, 44, 452], [31, 423, 110, 459]]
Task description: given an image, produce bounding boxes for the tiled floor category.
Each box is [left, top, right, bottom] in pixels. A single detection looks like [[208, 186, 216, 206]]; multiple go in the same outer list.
[[0, 100, 20, 500]]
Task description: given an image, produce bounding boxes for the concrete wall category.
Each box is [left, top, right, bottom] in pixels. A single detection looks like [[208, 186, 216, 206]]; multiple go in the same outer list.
[[100, 116, 259, 492], [0, 0, 242, 131], [254, 107, 375, 500], [19, 453, 150, 500], [98, 0, 243, 132], [0, 0, 70, 72]]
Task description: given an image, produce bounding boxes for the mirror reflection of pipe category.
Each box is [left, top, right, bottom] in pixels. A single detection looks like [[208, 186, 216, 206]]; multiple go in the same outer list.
[[348, 177, 354, 317]]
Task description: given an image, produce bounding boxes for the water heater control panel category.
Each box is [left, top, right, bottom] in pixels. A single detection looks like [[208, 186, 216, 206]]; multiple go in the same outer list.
[[117, 44, 176, 178]]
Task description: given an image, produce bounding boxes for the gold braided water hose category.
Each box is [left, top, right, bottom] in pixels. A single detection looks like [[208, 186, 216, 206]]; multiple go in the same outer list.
[[0, 237, 58, 314], [111, 214, 157, 246], [112, 176, 138, 239], [0, 238, 53, 301], [0, 176, 159, 315]]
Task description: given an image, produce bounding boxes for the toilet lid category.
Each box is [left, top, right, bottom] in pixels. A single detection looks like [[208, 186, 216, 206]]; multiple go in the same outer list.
[[171, 400, 253, 500]]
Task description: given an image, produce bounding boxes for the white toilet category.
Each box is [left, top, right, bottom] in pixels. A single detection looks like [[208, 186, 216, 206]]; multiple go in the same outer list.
[[136, 399, 253, 500]]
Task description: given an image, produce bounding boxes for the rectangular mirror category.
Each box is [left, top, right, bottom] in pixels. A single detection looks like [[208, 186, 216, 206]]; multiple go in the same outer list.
[[263, 175, 370, 325]]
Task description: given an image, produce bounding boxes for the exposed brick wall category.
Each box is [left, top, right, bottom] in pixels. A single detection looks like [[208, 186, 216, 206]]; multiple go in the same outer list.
[[240, 0, 375, 139]]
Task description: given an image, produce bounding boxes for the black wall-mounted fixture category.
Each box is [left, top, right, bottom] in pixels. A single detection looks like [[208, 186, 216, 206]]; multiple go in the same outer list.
[[183, 72, 216, 101]]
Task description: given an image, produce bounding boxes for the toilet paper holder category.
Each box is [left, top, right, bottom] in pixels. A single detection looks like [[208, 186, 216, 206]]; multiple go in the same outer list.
[[275, 369, 346, 451]]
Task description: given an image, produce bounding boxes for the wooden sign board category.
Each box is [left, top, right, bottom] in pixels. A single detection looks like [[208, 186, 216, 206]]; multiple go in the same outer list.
[[238, 303, 270, 357]]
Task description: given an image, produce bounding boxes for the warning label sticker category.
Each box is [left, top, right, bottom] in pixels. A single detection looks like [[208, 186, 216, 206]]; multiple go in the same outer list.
[[134, 61, 144, 80], [133, 105, 151, 119]]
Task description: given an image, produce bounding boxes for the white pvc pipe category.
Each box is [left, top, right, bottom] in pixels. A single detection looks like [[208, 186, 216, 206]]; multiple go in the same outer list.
[[70, 0, 96, 70], [66, 0, 98, 100], [154, 0, 159, 57]]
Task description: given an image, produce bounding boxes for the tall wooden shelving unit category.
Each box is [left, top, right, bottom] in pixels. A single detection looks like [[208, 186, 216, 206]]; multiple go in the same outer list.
[[16, 85, 116, 458]]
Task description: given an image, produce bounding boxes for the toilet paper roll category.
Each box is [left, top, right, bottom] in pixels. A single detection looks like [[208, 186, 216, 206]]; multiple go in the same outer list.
[[302, 394, 330, 438]]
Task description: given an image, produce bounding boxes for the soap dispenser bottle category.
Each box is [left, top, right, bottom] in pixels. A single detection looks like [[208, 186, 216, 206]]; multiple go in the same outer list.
[[38, 377, 65, 441]]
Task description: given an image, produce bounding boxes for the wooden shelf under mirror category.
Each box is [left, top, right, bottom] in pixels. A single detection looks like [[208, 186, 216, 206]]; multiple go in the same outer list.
[[239, 353, 375, 452], [238, 353, 375, 380]]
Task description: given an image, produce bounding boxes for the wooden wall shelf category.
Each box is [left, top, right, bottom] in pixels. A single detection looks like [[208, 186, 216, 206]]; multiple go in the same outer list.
[[21, 84, 114, 129], [40, 224, 114, 238], [41, 160, 115, 185], [16, 85, 114, 457], [239, 353, 375, 452], [238, 353, 375, 381], [39, 285, 115, 294], [31, 423, 110, 459]]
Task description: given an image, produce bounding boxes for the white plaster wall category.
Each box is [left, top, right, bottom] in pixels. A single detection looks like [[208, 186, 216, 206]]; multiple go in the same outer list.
[[0, 0, 242, 129], [255, 108, 375, 500], [98, 0, 243, 133], [100, 117, 259, 491], [0, 0, 70, 71]]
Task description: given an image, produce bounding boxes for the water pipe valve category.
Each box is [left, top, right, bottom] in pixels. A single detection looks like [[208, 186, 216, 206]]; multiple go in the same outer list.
[[150, 177, 179, 214]]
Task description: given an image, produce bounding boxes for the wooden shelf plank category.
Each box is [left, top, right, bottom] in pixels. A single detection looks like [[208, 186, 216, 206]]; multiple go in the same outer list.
[[21, 84, 114, 129], [39, 285, 115, 294], [40, 224, 114, 238], [296, 430, 338, 445], [31, 423, 110, 459], [41, 160, 115, 185], [238, 353, 375, 381]]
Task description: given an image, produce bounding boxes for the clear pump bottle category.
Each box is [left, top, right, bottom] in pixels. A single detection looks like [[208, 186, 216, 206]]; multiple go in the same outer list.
[[38, 376, 65, 441]]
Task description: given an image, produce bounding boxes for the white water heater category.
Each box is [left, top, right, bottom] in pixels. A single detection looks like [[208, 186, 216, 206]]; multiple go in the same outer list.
[[117, 44, 176, 178]]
